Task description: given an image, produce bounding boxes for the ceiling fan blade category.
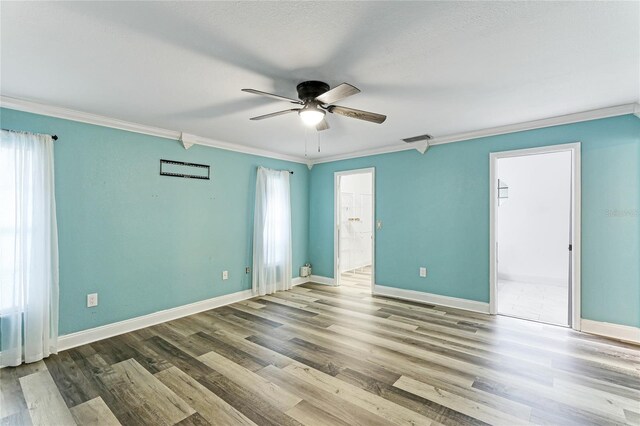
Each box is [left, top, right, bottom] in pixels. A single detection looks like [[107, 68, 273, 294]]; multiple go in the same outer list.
[[250, 109, 300, 120], [316, 118, 330, 131], [327, 105, 386, 124], [242, 88, 303, 104], [315, 83, 360, 105]]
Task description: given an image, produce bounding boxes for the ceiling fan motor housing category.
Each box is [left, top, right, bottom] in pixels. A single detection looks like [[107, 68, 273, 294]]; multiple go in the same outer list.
[[296, 81, 330, 102], [243, 80, 385, 125]]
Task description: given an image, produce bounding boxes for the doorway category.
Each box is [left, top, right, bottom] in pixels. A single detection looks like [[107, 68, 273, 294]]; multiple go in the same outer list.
[[334, 168, 375, 290], [490, 143, 581, 329]]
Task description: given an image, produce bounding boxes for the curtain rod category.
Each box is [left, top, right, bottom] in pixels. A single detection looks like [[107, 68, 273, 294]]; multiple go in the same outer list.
[[2, 128, 58, 140], [259, 166, 293, 174]]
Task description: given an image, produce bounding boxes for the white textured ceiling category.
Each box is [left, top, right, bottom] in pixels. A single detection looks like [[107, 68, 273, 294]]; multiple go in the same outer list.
[[1, 1, 638, 159]]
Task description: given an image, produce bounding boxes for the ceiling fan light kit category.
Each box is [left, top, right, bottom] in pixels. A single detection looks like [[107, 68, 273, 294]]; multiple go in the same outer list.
[[242, 80, 386, 132], [298, 104, 325, 126]]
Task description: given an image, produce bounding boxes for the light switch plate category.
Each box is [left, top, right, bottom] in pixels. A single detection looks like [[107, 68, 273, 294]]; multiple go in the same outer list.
[[419, 267, 427, 278], [222, 270, 229, 280]]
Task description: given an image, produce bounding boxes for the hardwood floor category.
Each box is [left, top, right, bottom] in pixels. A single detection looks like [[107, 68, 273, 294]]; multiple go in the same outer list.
[[1, 281, 639, 425]]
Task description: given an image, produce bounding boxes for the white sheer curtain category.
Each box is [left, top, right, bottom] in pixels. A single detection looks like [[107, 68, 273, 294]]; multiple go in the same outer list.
[[252, 167, 292, 295], [0, 130, 59, 368]]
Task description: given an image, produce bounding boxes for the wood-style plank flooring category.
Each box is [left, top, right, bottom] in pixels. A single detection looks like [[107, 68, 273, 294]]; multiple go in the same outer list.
[[1, 280, 639, 425]]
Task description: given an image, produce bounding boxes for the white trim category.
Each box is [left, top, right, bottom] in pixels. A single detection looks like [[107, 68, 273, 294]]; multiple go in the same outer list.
[[1, 96, 176, 139], [581, 319, 640, 345], [183, 133, 306, 163], [292, 276, 310, 286], [415, 140, 430, 155], [489, 142, 581, 331], [333, 168, 376, 290], [572, 146, 582, 330], [180, 132, 196, 150], [312, 103, 639, 164], [489, 153, 498, 315], [430, 105, 634, 146], [309, 275, 336, 286], [57, 289, 253, 351], [0, 96, 308, 164], [373, 285, 490, 314], [316, 144, 418, 164], [2, 96, 636, 165]]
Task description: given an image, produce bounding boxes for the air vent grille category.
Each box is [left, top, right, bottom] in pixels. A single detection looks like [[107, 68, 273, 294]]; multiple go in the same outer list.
[[402, 134, 433, 143]]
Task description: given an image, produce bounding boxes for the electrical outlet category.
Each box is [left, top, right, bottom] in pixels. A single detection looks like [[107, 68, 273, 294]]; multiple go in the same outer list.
[[222, 270, 229, 280], [87, 293, 98, 307], [419, 267, 427, 278]]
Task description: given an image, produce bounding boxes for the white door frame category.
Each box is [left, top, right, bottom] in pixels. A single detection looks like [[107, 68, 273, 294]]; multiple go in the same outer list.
[[489, 142, 581, 330], [334, 167, 375, 291]]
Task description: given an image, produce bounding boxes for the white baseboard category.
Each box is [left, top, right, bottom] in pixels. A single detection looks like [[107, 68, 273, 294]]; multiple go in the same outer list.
[[309, 275, 336, 286], [292, 276, 310, 286], [57, 289, 253, 352], [53, 283, 639, 355], [580, 319, 640, 344], [373, 285, 490, 314]]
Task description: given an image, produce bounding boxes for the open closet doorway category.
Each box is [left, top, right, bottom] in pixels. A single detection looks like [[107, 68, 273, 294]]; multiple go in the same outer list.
[[334, 168, 375, 290], [490, 143, 581, 329]]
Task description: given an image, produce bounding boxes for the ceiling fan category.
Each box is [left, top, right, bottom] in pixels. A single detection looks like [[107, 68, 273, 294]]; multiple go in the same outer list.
[[242, 81, 386, 131]]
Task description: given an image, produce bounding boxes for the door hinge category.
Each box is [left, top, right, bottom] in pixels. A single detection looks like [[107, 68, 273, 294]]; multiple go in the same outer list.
[[569, 244, 573, 251]]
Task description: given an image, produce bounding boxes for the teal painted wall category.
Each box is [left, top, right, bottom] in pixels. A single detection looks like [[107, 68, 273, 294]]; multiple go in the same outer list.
[[0, 108, 310, 335], [2, 107, 638, 332], [309, 115, 640, 328]]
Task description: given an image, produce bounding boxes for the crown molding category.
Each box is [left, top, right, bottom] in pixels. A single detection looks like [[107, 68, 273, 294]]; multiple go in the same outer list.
[[180, 132, 196, 150], [182, 132, 308, 163], [428, 103, 639, 146], [415, 140, 430, 155], [2, 96, 637, 166], [0, 96, 308, 164], [313, 103, 640, 164], [312, 143, 413, 164], [1, 95, 178, 139]]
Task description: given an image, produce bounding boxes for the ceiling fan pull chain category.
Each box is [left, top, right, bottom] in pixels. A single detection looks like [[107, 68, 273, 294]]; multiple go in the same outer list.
[[304, 127, 308, 157], [317, 131, 321, 153]]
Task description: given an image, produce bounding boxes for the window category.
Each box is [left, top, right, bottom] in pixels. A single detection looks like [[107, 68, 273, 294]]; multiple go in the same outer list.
[[0, 130, 59, 367], [252, 167, 292, 295]]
